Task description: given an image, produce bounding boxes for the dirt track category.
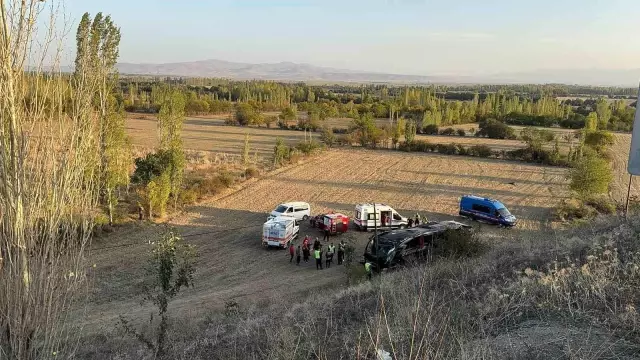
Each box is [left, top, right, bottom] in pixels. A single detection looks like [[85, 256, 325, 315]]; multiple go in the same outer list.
[[82, 149, 568, 333]]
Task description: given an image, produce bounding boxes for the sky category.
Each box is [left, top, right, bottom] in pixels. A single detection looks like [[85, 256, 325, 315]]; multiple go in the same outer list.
[[58, 0, 640, 76]]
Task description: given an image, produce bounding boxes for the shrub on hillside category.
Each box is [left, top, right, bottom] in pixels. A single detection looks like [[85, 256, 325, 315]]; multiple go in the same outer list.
[[584, 130, 614, 152], [457, 129, 466, 137], [244, 167, 259, 179], [570, 155, 613, 197], [583, 195, 616, 214], [433, 228, 485, 258], [555, 198, 598, 222], [295, 140, 323, 155], [422, 124, 439, 135], [439, 128, 456, 136]]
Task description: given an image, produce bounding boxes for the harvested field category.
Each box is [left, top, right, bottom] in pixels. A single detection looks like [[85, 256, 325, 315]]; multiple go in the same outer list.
[[81, 149, 569, 338], [126, 114, 318, 159]]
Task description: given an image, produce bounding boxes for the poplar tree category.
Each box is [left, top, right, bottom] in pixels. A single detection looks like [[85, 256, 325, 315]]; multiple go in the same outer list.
[[75, 12, 128, 225], [158, 90, 186, 210]]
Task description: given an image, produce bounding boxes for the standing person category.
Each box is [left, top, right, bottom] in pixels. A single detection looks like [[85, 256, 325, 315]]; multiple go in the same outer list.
[[303, 245, 310, 262], [408, 217, 414, 228], [326, 243, 334, 268], [323, 228, 330, 242], [296, 245, 301, 265], [302, 235, 310, 250], [314, 237, 321, 250], [337, 241, 345, 265], [314, 247, 323, 270], [414, 214, 420, 227], [289, 243, 295, 263], [364, 262, 372, 280]]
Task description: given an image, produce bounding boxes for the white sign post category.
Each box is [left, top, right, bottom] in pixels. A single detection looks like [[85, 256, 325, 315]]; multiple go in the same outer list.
[[625, 84, 640, 215]]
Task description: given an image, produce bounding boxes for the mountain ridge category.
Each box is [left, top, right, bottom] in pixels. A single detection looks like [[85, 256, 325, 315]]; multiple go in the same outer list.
[[115, 59, 640, 87]]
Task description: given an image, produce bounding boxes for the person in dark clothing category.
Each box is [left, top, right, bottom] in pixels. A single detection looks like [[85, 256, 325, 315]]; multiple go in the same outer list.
[[296, 246, 301, 265], [414, 215, 420, 227], [314, 238, 321, 250], [289, 243, 295, 263], [337, 241, 345, 265], [303, 246, 310, 262], [323, 229, 330, 241], [408, 218, 414, 228]]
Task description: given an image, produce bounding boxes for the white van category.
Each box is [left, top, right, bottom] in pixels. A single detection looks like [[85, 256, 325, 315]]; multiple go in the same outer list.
[[353, 203, 408, 231], [268, 202, 311, 223], [262, 215, 300, 248]]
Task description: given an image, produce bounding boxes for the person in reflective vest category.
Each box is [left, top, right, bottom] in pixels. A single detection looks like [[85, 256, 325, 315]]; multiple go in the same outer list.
[[326, 243, 334, 268], [364, 262, 372, 280], [314, 248, 323, 270]]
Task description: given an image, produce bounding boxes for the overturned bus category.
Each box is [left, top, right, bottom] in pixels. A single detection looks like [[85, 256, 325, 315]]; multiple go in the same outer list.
[[362, 220, 472, 272]]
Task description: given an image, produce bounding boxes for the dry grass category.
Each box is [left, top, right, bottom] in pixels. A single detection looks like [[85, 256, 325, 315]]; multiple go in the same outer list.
[[78, 215, 640, 359], [610, 133, 639, 203]]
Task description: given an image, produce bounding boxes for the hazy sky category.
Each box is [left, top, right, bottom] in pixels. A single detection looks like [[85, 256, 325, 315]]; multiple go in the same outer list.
[[62, 0, 640, 75]]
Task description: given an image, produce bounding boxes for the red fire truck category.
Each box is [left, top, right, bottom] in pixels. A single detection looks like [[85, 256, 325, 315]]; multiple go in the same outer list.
[[310, 212, 349, 235]]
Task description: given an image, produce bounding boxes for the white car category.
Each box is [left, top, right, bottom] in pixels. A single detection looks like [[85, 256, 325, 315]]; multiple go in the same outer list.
[[268, 202, 311, 223]]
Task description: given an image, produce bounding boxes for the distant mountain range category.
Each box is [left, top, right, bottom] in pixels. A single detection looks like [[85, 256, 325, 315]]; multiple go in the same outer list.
[[115, 59, 640, 87]]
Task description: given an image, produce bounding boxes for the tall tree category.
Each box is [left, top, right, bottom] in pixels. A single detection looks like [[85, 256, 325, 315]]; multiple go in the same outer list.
[[585, 112, 598, 131], [75, 12, 126, 225], [595, 98, 611, 129], [158, 90, 186, 210]]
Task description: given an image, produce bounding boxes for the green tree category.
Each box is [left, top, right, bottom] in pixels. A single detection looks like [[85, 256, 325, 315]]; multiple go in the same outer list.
[[570, 155, 613, 197], [120, 230, 196, 359], [320, 126, 337, 148], [75, 12, 127, 225], [158, 90, 186, 210], [585, 112, 598, 131], [404, 119, 417, 144], [103, 98, 131, 224], [595, 98, 611, 129], [279, 105, 297, 122], [391, 118, 406, 149]]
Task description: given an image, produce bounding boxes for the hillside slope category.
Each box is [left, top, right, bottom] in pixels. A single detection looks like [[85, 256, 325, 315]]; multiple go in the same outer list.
[[79, 215, 640, 359]]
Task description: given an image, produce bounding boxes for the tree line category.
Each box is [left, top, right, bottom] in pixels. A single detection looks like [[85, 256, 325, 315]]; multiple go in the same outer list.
[[119, 79, 637, 132]]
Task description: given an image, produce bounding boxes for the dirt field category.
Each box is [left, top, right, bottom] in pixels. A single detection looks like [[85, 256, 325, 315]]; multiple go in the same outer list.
[[81, 148, 568, 337], [126, 114, 319, 159]]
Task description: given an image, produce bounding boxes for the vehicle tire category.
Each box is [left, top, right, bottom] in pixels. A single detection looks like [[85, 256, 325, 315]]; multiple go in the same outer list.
[[302, 215, 309, 221], [399, 224, 406, 229]]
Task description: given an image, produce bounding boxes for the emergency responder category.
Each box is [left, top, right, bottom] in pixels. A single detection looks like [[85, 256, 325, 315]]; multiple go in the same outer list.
[[315, 247, 323, 270], [364, 262, 372, 280]]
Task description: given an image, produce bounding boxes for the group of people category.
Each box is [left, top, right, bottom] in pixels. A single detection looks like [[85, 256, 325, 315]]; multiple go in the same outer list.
[[407, 213, 425, 228], [288, 235, 347, 270], [380, 213, 425, 228]]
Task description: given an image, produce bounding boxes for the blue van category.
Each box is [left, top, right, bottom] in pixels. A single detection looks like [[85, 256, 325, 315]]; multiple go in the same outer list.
[[459, 195, 517, 227]]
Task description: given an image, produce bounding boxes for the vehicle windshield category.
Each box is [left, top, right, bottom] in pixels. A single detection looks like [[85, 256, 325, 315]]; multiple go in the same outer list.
[[497, 208, 511, 217], [275, 205, 288, 213]]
